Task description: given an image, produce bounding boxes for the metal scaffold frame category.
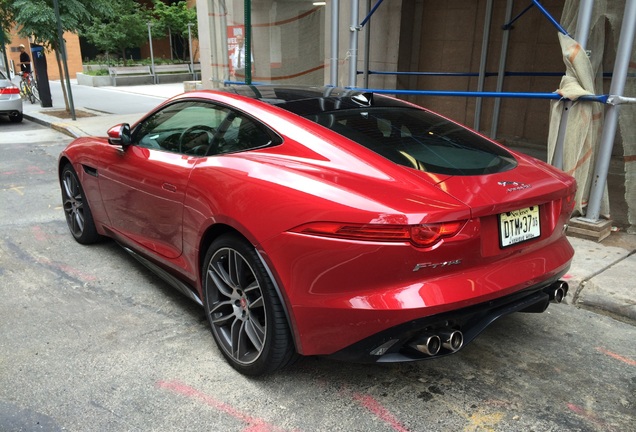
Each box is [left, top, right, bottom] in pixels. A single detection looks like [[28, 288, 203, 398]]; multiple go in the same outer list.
[[231, 0, 634, 227], [339, 0, 635, 227]]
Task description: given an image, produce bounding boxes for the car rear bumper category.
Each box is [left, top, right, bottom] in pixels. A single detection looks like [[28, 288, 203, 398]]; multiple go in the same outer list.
[[0, 97, 23, 117], [264, 231, 574, 356], [327, 272, 569, 363]]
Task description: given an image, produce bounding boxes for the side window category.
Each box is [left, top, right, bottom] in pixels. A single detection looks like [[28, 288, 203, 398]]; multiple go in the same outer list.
[[133, 101, 230, 156], [218, 114, 276, 154]]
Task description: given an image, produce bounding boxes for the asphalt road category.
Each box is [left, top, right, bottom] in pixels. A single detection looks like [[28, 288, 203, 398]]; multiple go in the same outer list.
[[1, 119, 635, 432]]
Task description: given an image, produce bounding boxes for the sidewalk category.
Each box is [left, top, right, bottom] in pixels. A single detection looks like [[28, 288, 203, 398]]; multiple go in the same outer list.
[[20, 79, 184, 137], [22, 80, 636, 324]]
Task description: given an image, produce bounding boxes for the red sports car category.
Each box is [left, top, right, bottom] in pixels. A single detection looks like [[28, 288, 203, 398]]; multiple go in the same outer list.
[[59, 86, 575, 375]]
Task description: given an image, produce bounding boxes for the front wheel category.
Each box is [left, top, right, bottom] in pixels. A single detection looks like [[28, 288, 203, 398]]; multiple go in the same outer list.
[[21, 82, 35, 104], [9, 112, 23, 123], [31, 82, 39, 101], [203, 234, 296, 376], [60, 164, 101, 244]]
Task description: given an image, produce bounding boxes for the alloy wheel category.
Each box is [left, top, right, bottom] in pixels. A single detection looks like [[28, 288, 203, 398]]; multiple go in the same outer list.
[[205, 247, 267, 365], [61, 169, 86, 238]]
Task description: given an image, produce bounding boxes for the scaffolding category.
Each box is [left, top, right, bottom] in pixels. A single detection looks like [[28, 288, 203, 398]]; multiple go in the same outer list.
[[197, 0, 636, 237]]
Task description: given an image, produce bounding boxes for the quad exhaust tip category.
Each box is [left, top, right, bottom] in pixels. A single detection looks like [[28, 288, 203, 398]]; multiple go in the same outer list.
[[440, 329, 464, 352], [415, 334, 441, 356], [414, 329, 464, 356], [549, 281, 569, 304]]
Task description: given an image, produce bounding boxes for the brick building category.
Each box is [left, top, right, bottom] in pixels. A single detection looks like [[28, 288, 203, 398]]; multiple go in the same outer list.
[[5, 29, 82, 80]]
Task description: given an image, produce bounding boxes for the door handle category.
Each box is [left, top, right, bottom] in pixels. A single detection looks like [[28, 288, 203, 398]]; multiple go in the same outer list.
[[162, 183, 177, 192]]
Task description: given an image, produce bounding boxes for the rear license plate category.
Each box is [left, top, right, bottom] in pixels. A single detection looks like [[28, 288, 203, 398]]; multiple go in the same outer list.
[[498, 206, 540, 247]]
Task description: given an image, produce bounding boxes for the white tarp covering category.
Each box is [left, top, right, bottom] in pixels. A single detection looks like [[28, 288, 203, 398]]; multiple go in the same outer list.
[[547, 33, 607, 217]]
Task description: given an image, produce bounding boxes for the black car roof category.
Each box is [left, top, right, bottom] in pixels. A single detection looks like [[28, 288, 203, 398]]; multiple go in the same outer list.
[[222, 85, 411, 117]]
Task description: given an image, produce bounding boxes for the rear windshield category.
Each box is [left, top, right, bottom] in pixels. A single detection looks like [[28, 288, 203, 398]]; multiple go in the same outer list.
[[306, 107, 517, 176]]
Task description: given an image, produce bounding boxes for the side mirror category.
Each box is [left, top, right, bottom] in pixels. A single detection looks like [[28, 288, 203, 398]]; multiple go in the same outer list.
[[107, 123, 132, 146]]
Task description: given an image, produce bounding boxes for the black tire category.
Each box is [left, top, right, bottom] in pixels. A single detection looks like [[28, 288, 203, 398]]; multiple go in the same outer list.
[[203, 234, 296, 376], [60, 164, 101, 244], [26, 85, 35, 104], [19, 81, 27, 99], [31, 82, 39, 101], [9, 112, 23, 123]]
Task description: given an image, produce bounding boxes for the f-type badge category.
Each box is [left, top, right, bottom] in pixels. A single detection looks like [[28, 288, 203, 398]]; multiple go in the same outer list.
[[498, 181, 531, 192], [413, 259, 462, 272]]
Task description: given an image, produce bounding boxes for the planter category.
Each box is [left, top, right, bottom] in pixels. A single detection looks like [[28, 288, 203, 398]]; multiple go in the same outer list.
[[82, 64, 109, 73], [76, 72, 112, 87]]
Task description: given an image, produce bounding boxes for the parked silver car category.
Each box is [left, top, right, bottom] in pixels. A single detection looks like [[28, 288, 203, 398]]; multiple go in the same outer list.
[[0, 69, 23, 123]]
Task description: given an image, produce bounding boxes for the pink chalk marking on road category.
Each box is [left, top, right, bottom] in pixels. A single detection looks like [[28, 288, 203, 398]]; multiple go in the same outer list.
[[57, 263, 98, 281], [1, 167, 45, 176], [32, 226, 48, 242], [596, 347, 636, 367], [567, 403, 612, 431], [36, 256, 98, 282], [157, 380, 296, 432], [27, 166, 46, 175], [352, 393, 411, 432]]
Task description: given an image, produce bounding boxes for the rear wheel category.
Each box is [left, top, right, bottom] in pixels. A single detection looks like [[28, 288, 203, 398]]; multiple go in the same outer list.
[[60, 164, 101, 244], [31, 82, 39, 101], [9, 112, 23, 123], [203, 234, 296, 375]]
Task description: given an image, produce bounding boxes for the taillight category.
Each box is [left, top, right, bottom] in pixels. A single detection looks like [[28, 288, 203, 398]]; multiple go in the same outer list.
[[290, 220, 465, 247], [0, 87, 20, 95], [563, 193, 576, 214], [410, 221, 464, 247]]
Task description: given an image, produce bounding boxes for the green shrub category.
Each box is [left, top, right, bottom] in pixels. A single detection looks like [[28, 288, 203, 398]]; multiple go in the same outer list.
[[84, 69, 110, 76]]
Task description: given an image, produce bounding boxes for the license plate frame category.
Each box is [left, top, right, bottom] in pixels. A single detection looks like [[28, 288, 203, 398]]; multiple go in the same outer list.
[[498, 205, 541, 248]]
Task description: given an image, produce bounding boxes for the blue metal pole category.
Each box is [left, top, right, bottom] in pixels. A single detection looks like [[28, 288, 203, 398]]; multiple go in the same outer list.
[[532, 0, 570, 36], [347, 88, 608, 102], [359, 0, 385, 28], [503, 2, 535, 30]]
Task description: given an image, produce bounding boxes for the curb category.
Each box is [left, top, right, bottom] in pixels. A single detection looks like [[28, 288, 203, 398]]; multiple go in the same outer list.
[[23, 112, 80, 139], [575, 252, 636, 322]]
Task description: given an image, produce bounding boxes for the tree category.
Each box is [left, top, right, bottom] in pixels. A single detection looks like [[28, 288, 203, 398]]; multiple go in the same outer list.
[[152, 0, 198, 62], [82, 0, 149, 65], [10, 0, 113, 50], [9, 0, 114, 109], [0, 0, 14, 73], [0, 0, 14, 42]]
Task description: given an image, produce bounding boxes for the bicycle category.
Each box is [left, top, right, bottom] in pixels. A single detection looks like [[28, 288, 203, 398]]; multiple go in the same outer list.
[[19, 71, 39, 104]]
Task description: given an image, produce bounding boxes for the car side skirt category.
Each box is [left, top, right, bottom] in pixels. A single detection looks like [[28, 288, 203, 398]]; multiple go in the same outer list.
[[121, 245, 203, 306]]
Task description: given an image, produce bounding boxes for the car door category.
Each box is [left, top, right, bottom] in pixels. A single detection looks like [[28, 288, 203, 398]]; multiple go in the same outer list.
[[98, 100, 227, 259]]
